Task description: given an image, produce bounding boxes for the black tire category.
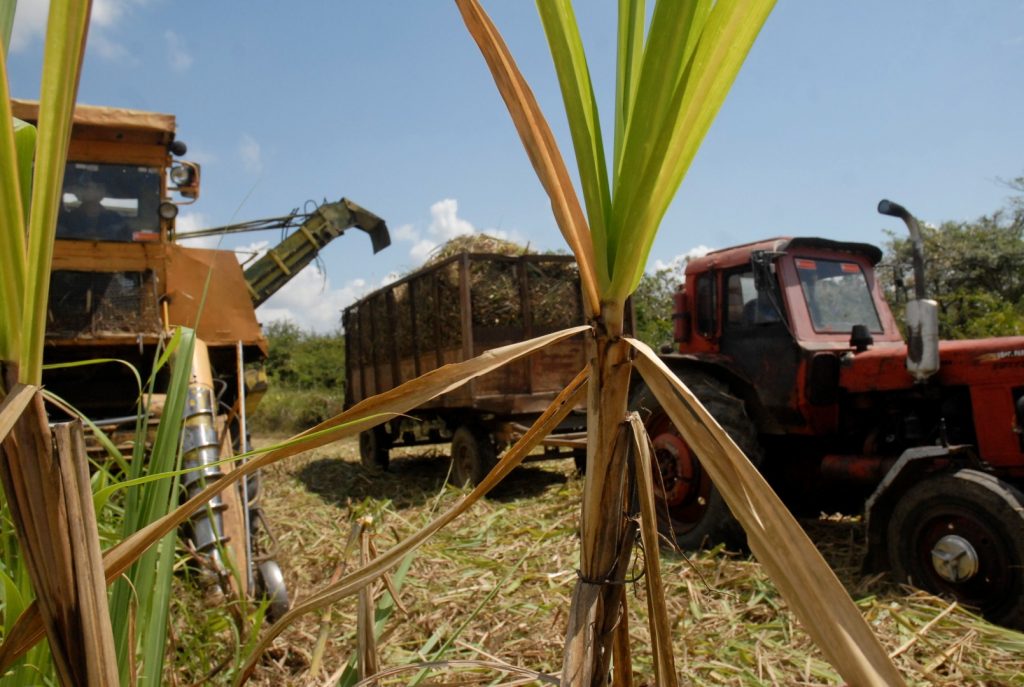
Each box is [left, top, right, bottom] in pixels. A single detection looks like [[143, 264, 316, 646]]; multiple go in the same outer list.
[[887, 469, 1024, 628], [632, 371, 762, 551], [359, 427, 390, 471], [450, 425, 497, 487]]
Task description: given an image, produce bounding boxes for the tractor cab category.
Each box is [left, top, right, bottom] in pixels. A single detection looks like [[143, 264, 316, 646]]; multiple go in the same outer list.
[[672, 237, 905, 433]]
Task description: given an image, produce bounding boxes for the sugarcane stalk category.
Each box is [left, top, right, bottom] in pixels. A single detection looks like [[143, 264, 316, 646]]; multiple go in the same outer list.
[[562, 306, 635, 685], [0, 365, 117, 685]]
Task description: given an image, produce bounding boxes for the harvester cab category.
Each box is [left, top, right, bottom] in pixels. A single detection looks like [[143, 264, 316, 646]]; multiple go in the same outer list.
[[640, 202, 1024, 628], [12, 98, 391, 619]]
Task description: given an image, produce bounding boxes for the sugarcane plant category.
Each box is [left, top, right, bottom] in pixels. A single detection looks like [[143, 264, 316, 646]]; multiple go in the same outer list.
[[0, 1, 121, 684], [454, 1, 906, 684], [1, 2, 909, 685]]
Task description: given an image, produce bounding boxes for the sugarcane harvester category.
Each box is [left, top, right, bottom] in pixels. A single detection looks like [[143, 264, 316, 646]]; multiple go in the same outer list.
[[11, 98, 390, 618]]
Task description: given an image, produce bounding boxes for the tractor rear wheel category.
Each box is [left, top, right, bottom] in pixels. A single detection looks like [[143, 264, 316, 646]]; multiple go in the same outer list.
[[450, 425, 497, 487], [632, 372, 762, 551], [359, 427, 390, 471], [887, 469, 1024, 628]]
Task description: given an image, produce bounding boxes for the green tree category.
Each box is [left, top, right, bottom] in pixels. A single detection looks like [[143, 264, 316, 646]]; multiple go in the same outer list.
[[263, 320, 302, 386], [883, 180, 1024, 339], [632, 266, 682, 349], [263, 320, 345, 390]]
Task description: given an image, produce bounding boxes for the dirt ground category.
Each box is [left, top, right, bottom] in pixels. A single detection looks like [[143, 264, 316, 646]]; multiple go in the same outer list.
[[205, 435, 1024, 686]]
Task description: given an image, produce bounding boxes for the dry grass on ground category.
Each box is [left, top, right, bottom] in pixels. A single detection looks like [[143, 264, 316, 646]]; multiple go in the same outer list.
[[174, 436, 1024, 686]]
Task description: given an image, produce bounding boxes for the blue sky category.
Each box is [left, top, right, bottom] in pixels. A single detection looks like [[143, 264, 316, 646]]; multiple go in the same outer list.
[[9, 1, 1024, 331]]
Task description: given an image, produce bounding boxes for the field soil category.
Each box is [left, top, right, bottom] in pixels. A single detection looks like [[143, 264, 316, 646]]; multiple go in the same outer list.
[[177, 435, 1024, 686]]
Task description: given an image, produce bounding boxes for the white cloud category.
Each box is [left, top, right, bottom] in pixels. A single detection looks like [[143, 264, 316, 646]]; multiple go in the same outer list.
[[232, 240, 269, 267], [428, 198, 474, 240], [239, 134, 263, 174], [90, 0, 129, 29], [89, 33, 131, 62], [409, 238, 437, 263], [174, 212, 222, 249], [257, 266, 382, 333], [393, 198, 523, 263], [11, 0, 137, 59], [164, 30, 192, 72], [392, 223, 418, 242], [10, 0, 48, 52], [654, 245, 712, 274]]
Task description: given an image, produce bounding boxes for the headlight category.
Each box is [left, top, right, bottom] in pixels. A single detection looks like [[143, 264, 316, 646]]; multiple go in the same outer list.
[[170, 164, 194, 186], [158, 201, 179, 220]]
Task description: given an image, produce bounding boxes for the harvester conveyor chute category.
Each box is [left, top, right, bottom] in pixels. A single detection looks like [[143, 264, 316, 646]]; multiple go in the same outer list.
[[175, 198, 390, 307]]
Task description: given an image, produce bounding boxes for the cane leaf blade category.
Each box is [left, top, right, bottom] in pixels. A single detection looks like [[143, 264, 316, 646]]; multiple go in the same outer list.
[[537, 0, 612, 290], [19, 0, 91, 385], [608, 0, 774, 303]]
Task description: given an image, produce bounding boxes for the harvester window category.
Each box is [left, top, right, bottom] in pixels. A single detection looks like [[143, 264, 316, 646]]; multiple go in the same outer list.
[[57, 162, 161, 242], [795, 258, 882, 334]]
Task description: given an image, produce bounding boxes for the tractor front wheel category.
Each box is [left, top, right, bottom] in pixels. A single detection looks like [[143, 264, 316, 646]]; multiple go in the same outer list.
[[632, 373, 762, 551], [887, 469, 1024, 629]]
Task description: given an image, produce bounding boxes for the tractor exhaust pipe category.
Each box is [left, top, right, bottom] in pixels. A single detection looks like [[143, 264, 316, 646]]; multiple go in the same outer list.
[[878, 200, 939, 382], [878, 199, 926, 300]]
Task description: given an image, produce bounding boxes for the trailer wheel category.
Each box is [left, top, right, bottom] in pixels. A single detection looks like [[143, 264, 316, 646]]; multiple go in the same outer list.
[[451, 425, 497, 487], [632, 373, 762, 551], [359, 427, 390, 471], [887, 469, 1024, 628]]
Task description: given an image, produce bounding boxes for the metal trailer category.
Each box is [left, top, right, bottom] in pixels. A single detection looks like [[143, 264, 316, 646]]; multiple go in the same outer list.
[[343, 252, 589, 485]]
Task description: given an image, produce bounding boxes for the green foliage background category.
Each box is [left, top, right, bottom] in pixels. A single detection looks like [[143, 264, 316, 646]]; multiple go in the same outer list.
[[251, 321, 346, 434], [882, 175, 1024, 339]]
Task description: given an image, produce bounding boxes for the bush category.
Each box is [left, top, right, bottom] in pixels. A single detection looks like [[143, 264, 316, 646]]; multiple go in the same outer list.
[[249, 386, 345, 435]]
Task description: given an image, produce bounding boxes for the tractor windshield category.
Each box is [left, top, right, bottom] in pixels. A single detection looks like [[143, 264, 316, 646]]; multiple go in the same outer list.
[[56, 162, 162, 242], [795, 257, 882, 334]]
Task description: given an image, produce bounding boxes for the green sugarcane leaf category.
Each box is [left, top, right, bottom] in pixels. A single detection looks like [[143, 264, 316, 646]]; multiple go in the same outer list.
[[607, 0, 710, 283], [613, 0, 645, 179], [13, 118, 34, 225], [607, 0, 775, 303], [19, 0, 91, 385], [0, 46, 29, 363], [536, 0, 613, 290], [0, 1, 14, 54]]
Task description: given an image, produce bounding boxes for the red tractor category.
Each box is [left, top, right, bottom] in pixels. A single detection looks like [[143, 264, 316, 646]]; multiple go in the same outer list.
[[635, 200, 1024, 628]]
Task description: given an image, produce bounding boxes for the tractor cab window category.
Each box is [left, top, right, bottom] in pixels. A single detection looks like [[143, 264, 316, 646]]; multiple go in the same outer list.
[[695, 272, 716, 338], [725, 269, 781, 329], [795, 258, 882, 333], [57, 163, 162, 242]]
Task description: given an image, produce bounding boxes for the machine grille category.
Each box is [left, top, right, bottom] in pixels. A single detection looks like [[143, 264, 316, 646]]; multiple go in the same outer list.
[[47, 269, 161, 338]]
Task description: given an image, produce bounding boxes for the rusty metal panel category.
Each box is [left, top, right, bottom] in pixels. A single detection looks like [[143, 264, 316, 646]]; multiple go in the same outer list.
[[164, 245, 266, 353]]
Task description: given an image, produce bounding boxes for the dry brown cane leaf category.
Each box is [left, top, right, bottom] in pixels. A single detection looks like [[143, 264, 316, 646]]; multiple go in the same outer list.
[[630, 337, 905, 687]]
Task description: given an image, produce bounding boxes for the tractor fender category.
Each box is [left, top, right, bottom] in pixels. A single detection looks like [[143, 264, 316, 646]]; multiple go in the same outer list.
[[862, 444, 977, 572], [642, 353, 769, 430]]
